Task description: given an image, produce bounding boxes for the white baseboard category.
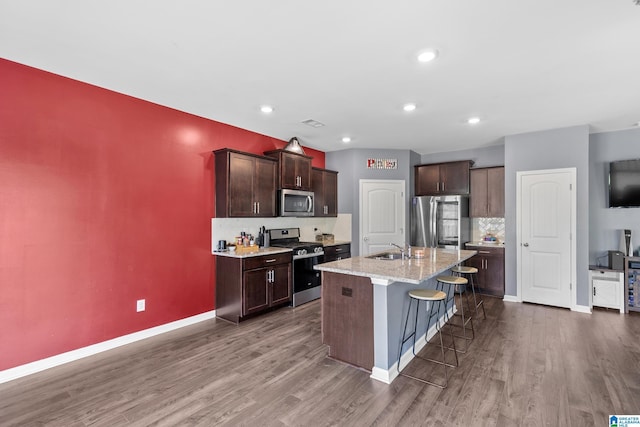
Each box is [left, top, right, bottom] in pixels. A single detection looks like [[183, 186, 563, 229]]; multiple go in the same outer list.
[[572, 304, 591, 314], [502, 295, 521, 303], [370, 305, 456, 384], [370, 366, 394, 384], [0, 310, 216, 385]]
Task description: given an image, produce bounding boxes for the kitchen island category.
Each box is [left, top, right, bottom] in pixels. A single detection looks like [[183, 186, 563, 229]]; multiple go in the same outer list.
[[315, 247, 476, 384]]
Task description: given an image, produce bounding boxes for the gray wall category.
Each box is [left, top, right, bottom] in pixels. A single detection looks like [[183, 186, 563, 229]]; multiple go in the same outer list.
[[422, 143, 505, 168], [326, 149, 420, 255], [504, 125, 590, 306], [589, 127, 640, 264]]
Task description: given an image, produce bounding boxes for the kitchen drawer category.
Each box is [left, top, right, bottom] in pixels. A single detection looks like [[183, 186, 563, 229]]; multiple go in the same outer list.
[[243, 252, 292, 270], [591, 269, 621, 281], [324, 244, 351, 258]]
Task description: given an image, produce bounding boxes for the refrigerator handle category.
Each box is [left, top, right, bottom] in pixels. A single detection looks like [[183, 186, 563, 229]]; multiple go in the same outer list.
[[431, 198, 437, 248]]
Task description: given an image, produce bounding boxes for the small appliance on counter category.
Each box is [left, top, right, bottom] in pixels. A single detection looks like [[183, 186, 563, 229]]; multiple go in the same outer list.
[[608, 250, 625, 270]]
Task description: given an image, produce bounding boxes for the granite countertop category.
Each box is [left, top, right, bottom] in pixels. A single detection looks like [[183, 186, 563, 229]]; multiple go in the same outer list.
[[212, 247, 291, 258], [314, 247, 477, 285], [465, 242, 505, 249], [323, 240, 351, 247]]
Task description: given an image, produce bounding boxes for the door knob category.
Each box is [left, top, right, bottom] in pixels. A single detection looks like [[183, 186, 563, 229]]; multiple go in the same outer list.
[[363, 236, 369, 241], [523, 243, 529, 247]]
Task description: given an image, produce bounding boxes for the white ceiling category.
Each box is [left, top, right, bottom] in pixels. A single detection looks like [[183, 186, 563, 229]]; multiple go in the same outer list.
[[1, 1, 640, 155]]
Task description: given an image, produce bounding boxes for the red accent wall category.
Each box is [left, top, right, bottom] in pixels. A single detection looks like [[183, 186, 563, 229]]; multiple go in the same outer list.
[[0, 58, 325, 371]]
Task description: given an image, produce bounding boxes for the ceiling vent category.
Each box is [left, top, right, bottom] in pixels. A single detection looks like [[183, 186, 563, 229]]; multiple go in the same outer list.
[[302, 119, 325, 128]]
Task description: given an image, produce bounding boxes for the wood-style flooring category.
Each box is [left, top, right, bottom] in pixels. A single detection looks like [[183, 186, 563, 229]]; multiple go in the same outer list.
[[1, 297, 639, 426]]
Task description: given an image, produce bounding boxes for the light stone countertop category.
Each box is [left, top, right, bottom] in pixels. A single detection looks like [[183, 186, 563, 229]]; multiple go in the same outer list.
[[322, 240, 351, 247], [314, 247, 477, 285], [465, 242, 505, 249], [212, 247, 291, 258]]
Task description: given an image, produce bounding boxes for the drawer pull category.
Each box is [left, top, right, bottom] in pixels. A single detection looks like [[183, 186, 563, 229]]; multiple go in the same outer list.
[[264, 259, 277, 263], [478, 250, 491, 254]]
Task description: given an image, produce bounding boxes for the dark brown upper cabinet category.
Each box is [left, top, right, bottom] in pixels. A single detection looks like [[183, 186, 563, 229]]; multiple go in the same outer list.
[[312, 167, 338, 217], [415, 160, 473, 196], [214, 149, 277, 217], [470, 167, 505, 218], [264, 149, 312, 191]]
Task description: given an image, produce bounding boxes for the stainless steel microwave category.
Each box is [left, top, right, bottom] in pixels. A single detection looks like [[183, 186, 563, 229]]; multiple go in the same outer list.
[[280, 189, 314, 217]]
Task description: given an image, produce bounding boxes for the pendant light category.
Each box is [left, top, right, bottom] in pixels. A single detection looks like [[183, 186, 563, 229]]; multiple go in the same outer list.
[[283, 137, 306, 154]]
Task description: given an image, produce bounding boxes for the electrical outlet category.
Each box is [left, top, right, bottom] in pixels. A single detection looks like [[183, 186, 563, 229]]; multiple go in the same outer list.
[[136, 299, 145, 312]]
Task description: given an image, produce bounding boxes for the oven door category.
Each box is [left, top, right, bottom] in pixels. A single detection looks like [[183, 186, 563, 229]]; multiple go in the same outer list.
[[292, 254, 322, 294]]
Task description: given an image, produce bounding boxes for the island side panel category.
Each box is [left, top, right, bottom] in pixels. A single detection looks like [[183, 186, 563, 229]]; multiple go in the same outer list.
[[321, 271, 374, 370]]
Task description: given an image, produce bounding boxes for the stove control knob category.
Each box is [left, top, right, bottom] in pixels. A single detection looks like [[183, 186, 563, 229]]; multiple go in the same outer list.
[[298, 249, 307, 256], [314, 247, 323, 253]]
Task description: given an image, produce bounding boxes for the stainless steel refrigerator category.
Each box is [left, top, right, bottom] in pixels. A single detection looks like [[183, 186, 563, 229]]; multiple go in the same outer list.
[[410, 195, 470, 249]]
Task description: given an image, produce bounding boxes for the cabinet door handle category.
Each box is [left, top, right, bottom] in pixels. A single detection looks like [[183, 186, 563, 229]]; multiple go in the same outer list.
[[442, 182, 445, 192], [436, 182, 440, 192], [256, 202, 260, 214], [265, 258, 277, 263]]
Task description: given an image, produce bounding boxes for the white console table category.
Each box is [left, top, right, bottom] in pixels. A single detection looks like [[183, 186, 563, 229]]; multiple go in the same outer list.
[[589, 266, 624, 313]]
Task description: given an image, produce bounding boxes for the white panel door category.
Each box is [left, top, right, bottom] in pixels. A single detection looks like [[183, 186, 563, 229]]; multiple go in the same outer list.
[[519, 170, 573, 308], [360, 180, 405, 256]]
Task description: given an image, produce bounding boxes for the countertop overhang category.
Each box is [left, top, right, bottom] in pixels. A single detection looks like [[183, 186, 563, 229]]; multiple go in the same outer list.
[[315, 247, 477, 285]]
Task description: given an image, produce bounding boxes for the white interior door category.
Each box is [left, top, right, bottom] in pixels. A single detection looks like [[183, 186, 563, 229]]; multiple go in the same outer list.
[[360, 180, 405, 256], [518, 169, 575, 308]]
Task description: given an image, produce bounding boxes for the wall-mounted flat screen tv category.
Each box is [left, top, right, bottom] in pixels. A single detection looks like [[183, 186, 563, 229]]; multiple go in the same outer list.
[[609, 159, 640, 208]]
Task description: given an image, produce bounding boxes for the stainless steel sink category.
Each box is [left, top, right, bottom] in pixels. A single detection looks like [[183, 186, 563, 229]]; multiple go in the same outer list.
[[366, 252, 404, 260]]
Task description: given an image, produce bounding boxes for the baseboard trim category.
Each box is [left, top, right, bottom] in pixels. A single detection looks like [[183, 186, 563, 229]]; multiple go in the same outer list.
[[0, 310, 216, 385], [572, 304, 591, 314], [502, 295, 521, 303], [370, 305, 456, 384]]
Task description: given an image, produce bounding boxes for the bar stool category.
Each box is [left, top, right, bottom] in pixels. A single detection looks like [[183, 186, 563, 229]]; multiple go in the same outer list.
[[397, 288, 458, 388], [451, 265, 486, 320], [436, 275, 474, 352]]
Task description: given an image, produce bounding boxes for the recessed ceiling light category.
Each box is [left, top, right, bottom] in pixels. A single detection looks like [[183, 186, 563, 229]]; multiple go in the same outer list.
[[260, 105, 273, 113], [403, 103, 417, 112], [342, 136, 351, 143], [467, 117, 481, 125], [417, 49, 439, 63]]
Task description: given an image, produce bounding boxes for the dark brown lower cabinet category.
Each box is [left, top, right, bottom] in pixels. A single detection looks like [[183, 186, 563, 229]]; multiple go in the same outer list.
[[322, 243, 351, 262], [464, 246, 505, 297], [216, 252, 292, 323]]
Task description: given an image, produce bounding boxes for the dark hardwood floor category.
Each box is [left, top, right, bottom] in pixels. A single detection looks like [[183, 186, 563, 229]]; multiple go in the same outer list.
[[1, 297, 639, 426]]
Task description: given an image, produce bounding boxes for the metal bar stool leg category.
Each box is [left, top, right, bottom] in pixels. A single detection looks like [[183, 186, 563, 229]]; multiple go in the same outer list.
[[397, 289, 457, 388], [437, 275, 473, 353], [452, 265, 486, 320]]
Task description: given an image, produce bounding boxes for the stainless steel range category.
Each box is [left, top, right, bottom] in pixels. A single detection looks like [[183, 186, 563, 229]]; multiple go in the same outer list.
[[269, 228, 324, 307]]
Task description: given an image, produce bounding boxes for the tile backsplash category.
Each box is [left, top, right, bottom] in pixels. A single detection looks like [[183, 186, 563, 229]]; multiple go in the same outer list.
[[211, 214, 352, 252], [471, 217, 505, 243]]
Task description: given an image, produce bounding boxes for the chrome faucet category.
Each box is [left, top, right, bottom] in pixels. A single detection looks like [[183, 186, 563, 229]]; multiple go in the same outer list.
[[389, 243, 412, 259]]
